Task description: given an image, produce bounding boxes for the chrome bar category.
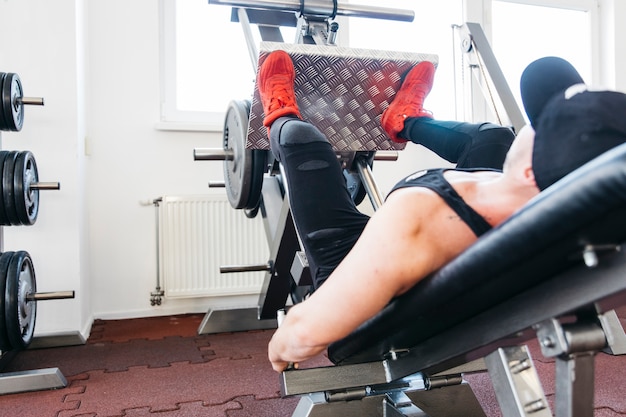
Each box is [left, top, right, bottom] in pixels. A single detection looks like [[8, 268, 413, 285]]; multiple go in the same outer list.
[[17, 97, 45, 106], [193, 148, 234, 161], [356, 157, 383, 211], [220, 262, 272, 273], [208, 181, 226, 188], [27, 291, 75, 301], [208, 0, 414, 22], [373, 151, 398, 162], [30, 182, 60, 190]]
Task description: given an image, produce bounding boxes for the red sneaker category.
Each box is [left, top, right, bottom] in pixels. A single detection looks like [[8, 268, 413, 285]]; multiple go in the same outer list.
[[257, 50, 302, 132], [381, 61, 435, 143]]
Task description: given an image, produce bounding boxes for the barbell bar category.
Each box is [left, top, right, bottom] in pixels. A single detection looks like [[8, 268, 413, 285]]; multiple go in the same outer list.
[[195, 148, 399, 162]]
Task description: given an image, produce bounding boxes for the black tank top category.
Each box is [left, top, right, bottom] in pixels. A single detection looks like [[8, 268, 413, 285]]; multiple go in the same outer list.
[[389, 168, 492, 237]]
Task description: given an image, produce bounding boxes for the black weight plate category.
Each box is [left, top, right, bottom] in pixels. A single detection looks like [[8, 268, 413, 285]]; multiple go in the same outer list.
[[243, 98, 265, 211], [0, 251, 15, 351], [2, 151, 20, 225], [246, 100, 268, 208], [242, 148, 266, 218], [247, 149, 266, 210], [13, 151, 39, 225], [5, 250, 37, 350], [0, 73, 9, 132], [1, 73, 24, 132], [0, 151, 10, 225], [223, 100, 254, 209]]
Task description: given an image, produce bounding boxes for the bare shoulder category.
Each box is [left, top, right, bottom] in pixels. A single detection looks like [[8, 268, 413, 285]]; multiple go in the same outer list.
[[382, 183, 481, 275]]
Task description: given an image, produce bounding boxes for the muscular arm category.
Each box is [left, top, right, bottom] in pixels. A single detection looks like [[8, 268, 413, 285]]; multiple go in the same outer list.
[[268, 188, 477, 372]]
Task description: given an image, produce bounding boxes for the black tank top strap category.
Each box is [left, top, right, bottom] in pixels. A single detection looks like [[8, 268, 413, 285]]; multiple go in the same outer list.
[[389, 168, 493, 237]]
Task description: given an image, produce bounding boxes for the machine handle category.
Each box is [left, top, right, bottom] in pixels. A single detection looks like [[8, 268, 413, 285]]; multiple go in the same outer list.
[[208, 0, 415, 22]]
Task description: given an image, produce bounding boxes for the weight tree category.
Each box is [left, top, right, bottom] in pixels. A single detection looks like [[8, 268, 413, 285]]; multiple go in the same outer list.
[[0, 71, 75, 395]]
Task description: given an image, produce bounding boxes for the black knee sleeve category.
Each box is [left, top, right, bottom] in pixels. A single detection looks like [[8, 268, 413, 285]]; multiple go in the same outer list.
[[270, 117, 328, 162]]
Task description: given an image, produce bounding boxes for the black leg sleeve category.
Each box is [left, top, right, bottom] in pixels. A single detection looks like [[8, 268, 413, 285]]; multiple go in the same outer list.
[[402, 118, 515, 170], [271, 119, 370, 288]]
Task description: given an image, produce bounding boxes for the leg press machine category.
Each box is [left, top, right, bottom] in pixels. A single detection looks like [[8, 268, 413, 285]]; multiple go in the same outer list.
[[195, 2, 626, 416]]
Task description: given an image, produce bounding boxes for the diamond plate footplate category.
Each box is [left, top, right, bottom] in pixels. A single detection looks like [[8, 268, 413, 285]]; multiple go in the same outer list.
[[247, 42, 439, 151]]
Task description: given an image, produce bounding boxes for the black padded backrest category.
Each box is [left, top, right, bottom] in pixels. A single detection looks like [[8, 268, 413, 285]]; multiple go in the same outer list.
[[328, 143, 626, 365]]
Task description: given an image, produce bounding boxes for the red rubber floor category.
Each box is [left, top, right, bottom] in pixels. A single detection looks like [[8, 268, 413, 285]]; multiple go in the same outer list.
[[0, 308, 625, 417]]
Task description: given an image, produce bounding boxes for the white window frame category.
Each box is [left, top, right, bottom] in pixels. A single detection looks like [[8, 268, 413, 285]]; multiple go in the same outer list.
[[467, 0, 600, 82], [461, 0, 600, 122]]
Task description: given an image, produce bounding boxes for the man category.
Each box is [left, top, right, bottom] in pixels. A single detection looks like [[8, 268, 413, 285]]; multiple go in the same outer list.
[[258, 51, 625, 372]]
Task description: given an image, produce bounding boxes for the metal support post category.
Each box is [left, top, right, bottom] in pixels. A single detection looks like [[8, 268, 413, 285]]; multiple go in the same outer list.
[[456, 22, 526, 132], [484, 346, 551, 417], [535, 318, 608, 417]]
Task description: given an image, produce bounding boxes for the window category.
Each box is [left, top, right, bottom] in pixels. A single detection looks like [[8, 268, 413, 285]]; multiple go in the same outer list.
[[159, 0, 464, 130], [344, 0, 464, 121], [159, 0, 267, 130], [490, 0, 598, 119], [159, 0, 598, 130]]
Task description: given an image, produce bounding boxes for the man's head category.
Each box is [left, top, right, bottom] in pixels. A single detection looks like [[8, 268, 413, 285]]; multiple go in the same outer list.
[[532, 86, 626, 190]]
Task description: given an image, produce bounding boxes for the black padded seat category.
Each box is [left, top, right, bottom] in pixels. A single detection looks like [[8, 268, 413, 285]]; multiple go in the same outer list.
[[328, 142, 626, 366]]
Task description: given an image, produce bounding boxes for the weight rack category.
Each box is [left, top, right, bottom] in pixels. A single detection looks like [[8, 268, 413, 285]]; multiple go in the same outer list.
[[0, 71, 74, 395]]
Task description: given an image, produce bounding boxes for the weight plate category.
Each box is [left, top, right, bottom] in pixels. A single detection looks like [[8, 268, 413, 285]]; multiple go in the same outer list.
[[223, 100, 255, 209], [2, 151, 20, 225], [0, 73, 9, 132], [0, 251, 15, 351], [1, 73, 24, 132], [13, 151, 39, 225], [0, 151, 10, 225], [247, 149, 266, 211], [5, 250, 37, 350]]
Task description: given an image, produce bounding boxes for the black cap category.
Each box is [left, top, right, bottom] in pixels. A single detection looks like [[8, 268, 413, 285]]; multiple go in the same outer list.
[[520, 57, 585, 127], [532, 87, 626, 190]]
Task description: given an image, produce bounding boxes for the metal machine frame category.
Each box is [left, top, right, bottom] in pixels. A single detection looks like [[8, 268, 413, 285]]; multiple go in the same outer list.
[[198, 0, 414, 333]]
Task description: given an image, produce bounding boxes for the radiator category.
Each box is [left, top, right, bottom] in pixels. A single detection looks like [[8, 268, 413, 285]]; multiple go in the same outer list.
[[158, 195, 269, 298]]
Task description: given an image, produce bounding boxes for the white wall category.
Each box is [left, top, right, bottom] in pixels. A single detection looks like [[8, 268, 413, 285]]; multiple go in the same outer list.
[[0, 0, 624, 341], [0, 0, 250, 341], [0, 0, 89, 336], [82, 0, 269, 321]]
